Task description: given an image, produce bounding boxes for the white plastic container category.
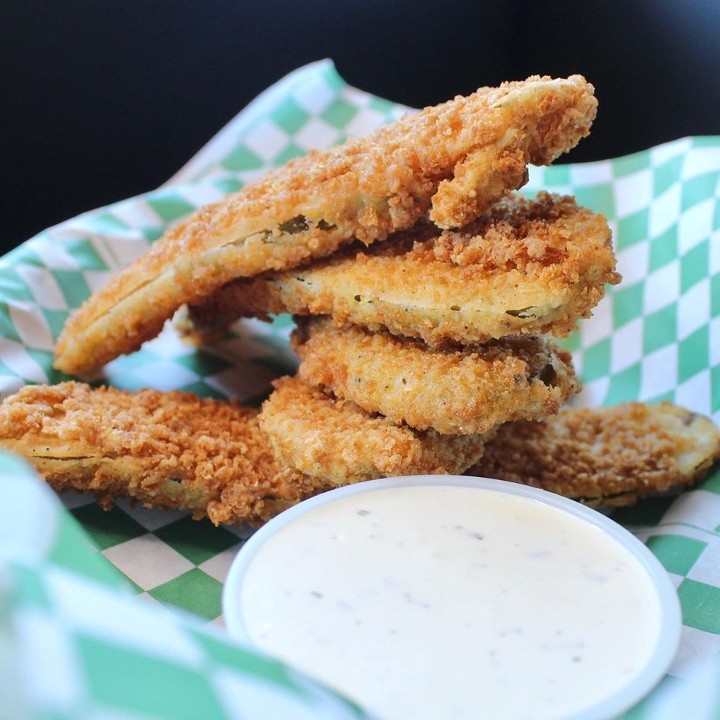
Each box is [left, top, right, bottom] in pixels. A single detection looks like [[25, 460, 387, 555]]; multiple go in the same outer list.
[[223, 475, 681, 720]]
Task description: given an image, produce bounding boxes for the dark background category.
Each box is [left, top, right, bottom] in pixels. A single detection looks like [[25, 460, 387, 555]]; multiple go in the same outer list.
[[3, 0, 720, 253]]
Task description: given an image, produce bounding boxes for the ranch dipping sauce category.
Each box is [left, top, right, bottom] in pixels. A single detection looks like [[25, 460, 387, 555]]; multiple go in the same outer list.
[[225, 477, 679, 720]]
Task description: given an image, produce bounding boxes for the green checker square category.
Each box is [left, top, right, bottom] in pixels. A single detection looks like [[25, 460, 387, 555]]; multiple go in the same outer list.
[[612, 282, 644, 328], [368, 94, 397, 114], [52, 269, 93, 309], [175, 349, 234, 378], [111, 347, 163, 371], [713, 364, 720, 417], [691, 137, 720, 148], [321, 61, 345, 91], [579, 338, 611, 382], [681, 239, 709, 292], [0, 304, 22, 343], [712, 274, 720, 316], [269, 312, 295, 331], [321, 97, 358, 129], [271, 96, 311, 135], [211, 176, 244, 194], [63, 237, 111, 271], [612, 151, 650, 178], [649, 226, 678, 272], [91, 212, 131, 233], [557, 330, 580, 353], [574, 184, 615, 218], [49, 511, 128, 590], [147, 196, 197, 224], [5, 243, 44, 267], [645, 389, 675, 404], [272, 141, 306, 165], [42, 308, 71, 341], [677, 578, 720, 634], [189, 628, 366, 716], [189, 628, 306, 697], [141, 225, 165, 244], [678, 326, 708, 382], [611, 495, 676, 527], [0, 450, 34, 474], [713, 198, 720, 231], [543, 164, 571, 186], [0, 267, 35, 302], [12, 562, 53, 610], [702, 466, 720, 497], [681, 172, 718, 211], [616, 207, 649, 250], [604, 363, 642, 405], [222, 144, 264, 172], [26, 350, 65, 384], [71, 504, 147, 551], [154, 516, 239, 566], [642, 304, 677, 354], [652, 155, 683, 196], [149, 568, 223, 620], [645, 534, 708, 576], [698, 140, 720, 161], [76, 633, 225, 719], [106, 373, 160, 393]]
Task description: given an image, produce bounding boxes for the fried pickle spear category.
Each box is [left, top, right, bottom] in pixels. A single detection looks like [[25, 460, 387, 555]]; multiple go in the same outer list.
[[54, 76, 597, 375], [291, 317, 579, 434], [4, 383, 715, 525], [183, 192, 619, 347], [0, 382, 317, 525], [467, 402, 720, 508], [259, 376, 492, 486]]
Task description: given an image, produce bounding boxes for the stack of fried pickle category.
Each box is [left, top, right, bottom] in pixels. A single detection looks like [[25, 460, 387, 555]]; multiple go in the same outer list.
[[1, 75, 718, 525]]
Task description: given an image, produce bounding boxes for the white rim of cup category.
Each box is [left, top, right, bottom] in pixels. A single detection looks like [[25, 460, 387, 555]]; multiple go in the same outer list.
[[223, 475, 682, 720]]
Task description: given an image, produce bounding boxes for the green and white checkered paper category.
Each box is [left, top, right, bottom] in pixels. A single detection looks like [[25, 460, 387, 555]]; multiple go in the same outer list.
[[1, 60, 719, 717], [0, 452, 369, 719]]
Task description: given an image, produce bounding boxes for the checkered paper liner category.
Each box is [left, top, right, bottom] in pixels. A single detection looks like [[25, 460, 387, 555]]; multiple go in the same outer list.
[[0, 452, 370, 719], [0, 59, 718, 717]]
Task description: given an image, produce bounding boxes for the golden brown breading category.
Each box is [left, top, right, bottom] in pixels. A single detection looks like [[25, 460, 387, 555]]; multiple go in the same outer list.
[[291, 317, 579, 434], [184, 192, 618, 347], [0, 382, 317, 525], [466, 402, 720, 508], [5, 383, 714, 525], [259, 376, 491, 485], [54, 76, 596, 375]]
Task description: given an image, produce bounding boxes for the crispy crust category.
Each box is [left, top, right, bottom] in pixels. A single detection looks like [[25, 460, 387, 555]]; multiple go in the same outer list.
[[184, 192, 619, 347], [292, 317, 579, 434], [54, 76, 596, 374], [3, 382, 714, 523], [0, 382, 316, 525], [259, 376, 491, 485], [466, 402, 720, 508]]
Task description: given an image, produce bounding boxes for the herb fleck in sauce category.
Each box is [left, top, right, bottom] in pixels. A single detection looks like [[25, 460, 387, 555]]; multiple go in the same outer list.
[[240, 485, 662, 720]]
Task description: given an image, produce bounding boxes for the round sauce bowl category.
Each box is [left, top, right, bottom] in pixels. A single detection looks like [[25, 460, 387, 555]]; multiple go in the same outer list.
[[223, 476, 681, 720]]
